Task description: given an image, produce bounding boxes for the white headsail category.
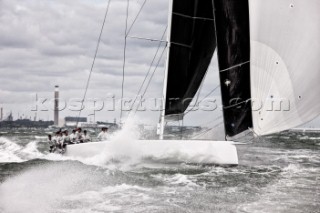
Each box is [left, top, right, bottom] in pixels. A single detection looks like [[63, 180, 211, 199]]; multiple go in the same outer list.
[[249, 0, 320, 135]]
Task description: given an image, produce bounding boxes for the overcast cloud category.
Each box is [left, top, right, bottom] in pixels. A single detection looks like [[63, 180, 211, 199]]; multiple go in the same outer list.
[[1, 0, 317, 129], [0, 0, 225, 128]]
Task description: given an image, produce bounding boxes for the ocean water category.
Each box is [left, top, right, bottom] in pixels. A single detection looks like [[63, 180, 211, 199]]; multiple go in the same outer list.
[[0, 129, 319, 213]]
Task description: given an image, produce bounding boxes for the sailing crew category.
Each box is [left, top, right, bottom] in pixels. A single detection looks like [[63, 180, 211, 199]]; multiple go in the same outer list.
[[69, 129, 76, 144], [62, 130, 71, 145], [51, 131, 64, 153], [83, 130, 91, 142], [53, 131, 61, 147], [97, 127, 109, 141], [75, 128, 83, 143], [57, 131, 65, 150], [48, 134, 56, 153]]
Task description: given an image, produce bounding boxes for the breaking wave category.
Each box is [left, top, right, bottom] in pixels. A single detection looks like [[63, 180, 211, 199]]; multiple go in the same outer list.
[[0, 137, 44, 163]]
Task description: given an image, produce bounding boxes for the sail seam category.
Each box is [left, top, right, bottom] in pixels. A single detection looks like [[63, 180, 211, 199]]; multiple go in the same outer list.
[[172, 12, 215, 21], [223, 99, 250, 109], [170, 42, 191, 49], [219, 61, 250, 72]]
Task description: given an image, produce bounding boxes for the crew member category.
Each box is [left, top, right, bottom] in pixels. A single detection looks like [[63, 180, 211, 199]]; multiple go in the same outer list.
[[48, 134, 56, 153], [83, 130, 91, 142], [75, 128, 83, 143], [69, 129, 76, 144], [62, 130, 71, 145], [97, 127, 109, 141]]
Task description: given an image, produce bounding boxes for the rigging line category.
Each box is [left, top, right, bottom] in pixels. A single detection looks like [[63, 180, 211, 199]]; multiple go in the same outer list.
[[128, 26, 167, 117], [183, 51, 220, 116], [140, 46, 167, 102], [192, 128, 213, 139], [126, 0, 147, 37], [199, 115, 223, 127], [184, 68, 211, 115], [184, 84, 220, 116], [190, 116, 223, 137], [184, 83, 204, 115], [120, 0, 130, 124], [170, 121, 217, 141], [248, 127, 263, 143], [77, 0, 112, 124], [199, 85, 220, 103], [179, 115, 223, 135], [191, 120, 224, 139], [127, 36, 167, 43], [132, 44, 167, 117]]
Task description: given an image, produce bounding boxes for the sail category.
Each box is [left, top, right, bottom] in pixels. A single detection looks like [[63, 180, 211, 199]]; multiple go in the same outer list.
[[249, 0, 320, 135], [165, 0, 216, 119], [213, 0, 253, 137]]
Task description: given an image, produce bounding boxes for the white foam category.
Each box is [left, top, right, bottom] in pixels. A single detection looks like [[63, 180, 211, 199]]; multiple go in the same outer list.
[[91, 120, 237, 165], [0, 163, 102, 213], [65, 120, 238, 166], [308, 137, 320, 140], [65, 139, 239, 167], [0, 160, 153, 213], [34, 136, 47, 139], [153, 174, 199, 188], [299, 136, 309, 140], [0, 137, 45, 163], [0, 137, 24, 162], [59, 184, 152, 213]]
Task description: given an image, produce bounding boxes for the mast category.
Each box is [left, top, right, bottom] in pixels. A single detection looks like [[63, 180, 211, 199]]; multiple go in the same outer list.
[[159, 0, 173, 140], [212, 1, 227, 140]]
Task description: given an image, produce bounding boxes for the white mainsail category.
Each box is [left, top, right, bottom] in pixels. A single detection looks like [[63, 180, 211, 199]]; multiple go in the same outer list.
[[249, 0, 320, 135]]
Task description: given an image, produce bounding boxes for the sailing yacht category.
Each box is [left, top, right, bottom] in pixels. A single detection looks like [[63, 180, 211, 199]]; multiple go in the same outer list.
[[65, 0, 320, 165]]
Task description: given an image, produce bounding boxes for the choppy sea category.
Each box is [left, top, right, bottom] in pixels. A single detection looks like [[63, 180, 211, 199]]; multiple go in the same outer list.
[[0, 129, 319, 213]]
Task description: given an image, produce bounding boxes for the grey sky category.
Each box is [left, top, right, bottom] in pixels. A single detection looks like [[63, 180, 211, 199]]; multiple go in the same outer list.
[[0, 0, 224, 128], [1, 0, 318, 129]]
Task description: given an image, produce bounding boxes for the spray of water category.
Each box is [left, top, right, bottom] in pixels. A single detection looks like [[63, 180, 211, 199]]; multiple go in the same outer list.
[[0, 162, 106, 213], [67, 117, 238, 167], [0, 121, 150, 213], [0, 137, 45, 162], [81, 119, 143, 169]]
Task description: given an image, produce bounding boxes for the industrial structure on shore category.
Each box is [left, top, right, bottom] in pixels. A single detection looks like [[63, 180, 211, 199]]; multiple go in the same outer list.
[[54, 85, 59, 126]]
